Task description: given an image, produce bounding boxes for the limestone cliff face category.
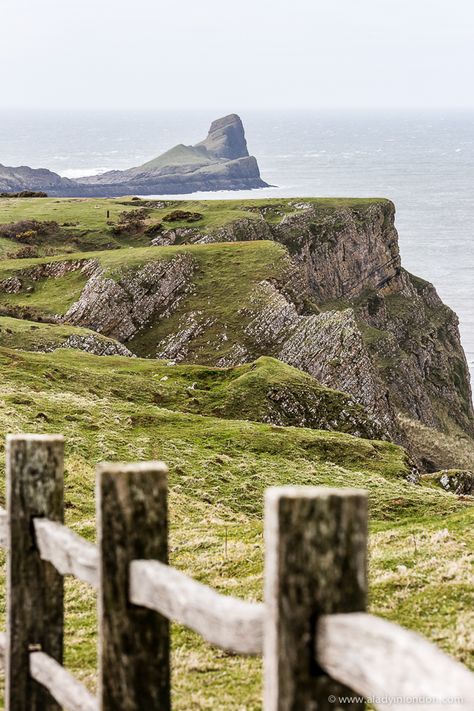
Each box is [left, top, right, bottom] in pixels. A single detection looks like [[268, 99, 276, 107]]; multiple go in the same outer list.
[[52, 333, 134, 358], [241, 282, 396, 435], [0, 164, 74, 194], [141, 199, 472, 443], [196, 114, 250, 161], [273, 201, 402, 302], [21, 198, 471, 453], [355, 271, 474, 436], [64, 255, 196, 341]]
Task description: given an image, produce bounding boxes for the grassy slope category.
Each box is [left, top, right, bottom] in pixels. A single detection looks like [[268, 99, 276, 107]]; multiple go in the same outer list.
[[0, 197, 472, 708], [0, 196, 390, 232], [0, 344, 472, 709], [0, 327, 377, 435], [0, 316, 129, 352], [0, 241, 293, 362], [140, 144, 214, 170], [0, 196, 393, 359]]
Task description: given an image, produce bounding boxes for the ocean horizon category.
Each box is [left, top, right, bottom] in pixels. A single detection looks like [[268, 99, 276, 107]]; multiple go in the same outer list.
[[1, 108, 473, 379]]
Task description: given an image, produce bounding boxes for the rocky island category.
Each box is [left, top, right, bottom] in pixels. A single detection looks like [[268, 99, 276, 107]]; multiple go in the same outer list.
[[0, 114, 269, 197]]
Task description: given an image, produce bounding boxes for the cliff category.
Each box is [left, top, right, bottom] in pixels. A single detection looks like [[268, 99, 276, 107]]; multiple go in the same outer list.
[[0, 164, 74, 194], [0, 196, 471, 468], [0, 115, 269, 197]]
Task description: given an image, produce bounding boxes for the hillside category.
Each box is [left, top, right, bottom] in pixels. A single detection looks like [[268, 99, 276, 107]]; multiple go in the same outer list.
[[0, 342, 472, 707], [0, 195, 472, 465], [0, 195, 472, 707]]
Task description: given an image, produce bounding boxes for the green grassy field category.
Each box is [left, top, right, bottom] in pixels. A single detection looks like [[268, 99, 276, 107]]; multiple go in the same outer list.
[[0, 316, 132, 352], [0, 341, 472, 708], [0, 196, 390, 233], [0, 331, 377, 435], [0, 195, 392, 263]]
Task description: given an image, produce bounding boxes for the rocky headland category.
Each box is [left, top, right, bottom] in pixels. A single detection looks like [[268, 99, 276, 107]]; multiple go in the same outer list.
[[0, 195, 472, 472], [0, 115, 268, 197]]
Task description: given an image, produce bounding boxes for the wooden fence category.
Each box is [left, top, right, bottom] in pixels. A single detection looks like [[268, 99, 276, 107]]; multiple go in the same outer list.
[[0, 433, 473, 710]]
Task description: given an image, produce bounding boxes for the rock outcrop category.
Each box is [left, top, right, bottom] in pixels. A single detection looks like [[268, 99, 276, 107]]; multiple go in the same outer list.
[[56, 333, 134, 357], [273, 201, 402, 301], [206, 200, 473, 438], [0, 115, 268, 197], [157, 279, 396, 436], [353, 269, 473, 436], [201, 356, 387, 441], [64, 254, 196, 341], [0, 164, 74, 195], [138, 199, 473, 443], [196, 115, 250, 160], [426, 469, 474, 496]]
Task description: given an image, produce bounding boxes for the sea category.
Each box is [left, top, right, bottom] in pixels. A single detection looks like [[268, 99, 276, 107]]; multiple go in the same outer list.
[[0, 109, 473, 380]]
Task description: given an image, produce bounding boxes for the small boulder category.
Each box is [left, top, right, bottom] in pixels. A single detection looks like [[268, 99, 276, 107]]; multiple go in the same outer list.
[[438, 470, 474, 496]]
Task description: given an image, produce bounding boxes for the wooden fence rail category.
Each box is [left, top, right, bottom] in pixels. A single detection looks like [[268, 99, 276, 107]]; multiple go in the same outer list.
[[0, 433, 473, 710]]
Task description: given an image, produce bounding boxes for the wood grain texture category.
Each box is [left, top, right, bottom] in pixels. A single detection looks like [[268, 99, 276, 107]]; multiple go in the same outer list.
[[6, 434, 65, 711], [0, 507, 7, 549], [97, 461, 170, 711], [34, 519, 98, 588], [130, 559, 264, 655], [30, 652, 98, 711], [317, 612, 474, 710], [264, 486, 368, 711]]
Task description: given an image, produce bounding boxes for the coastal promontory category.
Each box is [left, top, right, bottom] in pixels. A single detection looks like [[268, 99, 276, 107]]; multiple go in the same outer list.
[[0, 114, 269, 197]]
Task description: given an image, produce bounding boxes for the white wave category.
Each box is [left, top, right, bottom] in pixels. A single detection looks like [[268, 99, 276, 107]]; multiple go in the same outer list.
[[60, 167, 109, 179]]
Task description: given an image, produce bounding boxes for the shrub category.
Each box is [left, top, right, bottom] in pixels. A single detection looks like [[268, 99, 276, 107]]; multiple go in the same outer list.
[[118, 209, 149, 223], [16, 230, 38, 243], [0, 191, 48, 198], [7, 245, 39, 259], [163, 210, 203, 223], [0, 220, 61, 242]]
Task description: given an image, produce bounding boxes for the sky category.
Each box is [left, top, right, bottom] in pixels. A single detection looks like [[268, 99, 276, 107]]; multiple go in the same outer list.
[[1, 0, 474, 110]]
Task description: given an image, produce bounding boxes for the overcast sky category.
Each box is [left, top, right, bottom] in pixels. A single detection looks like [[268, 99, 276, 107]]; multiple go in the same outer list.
[[2, 0, 474, 110]]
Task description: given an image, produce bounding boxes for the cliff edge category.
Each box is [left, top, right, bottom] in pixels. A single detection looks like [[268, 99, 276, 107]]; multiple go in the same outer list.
[[0, 196, 471, 469]]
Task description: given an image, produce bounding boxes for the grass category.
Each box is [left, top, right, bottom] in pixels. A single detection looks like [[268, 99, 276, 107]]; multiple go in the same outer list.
[[0, 317, 376, 436], [0, 343, 470, 708], [140, 144, 214, 169], [0, 343, 471, 707], [0, 338, 474, 711], [0, 335, 375, 434], [0, 240, 285, 279], [0, 196, 391, 244], [0, 347, 407, 482], [0, 197, 131, 231], [4, 270, 89, 315], [0, 240, 293, 361], [0, 316, 128, 352], [128, 241, 291, 360], [0, 196, 472, 708]]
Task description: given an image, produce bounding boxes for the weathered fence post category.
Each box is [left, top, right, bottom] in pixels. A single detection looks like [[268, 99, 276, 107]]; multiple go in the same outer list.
[[6, 434, 64, 711], [97, 461, 170, 710], [264, 486, 368, 710]]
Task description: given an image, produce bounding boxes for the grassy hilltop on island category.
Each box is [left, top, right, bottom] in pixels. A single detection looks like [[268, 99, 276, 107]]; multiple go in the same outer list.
[[0, 195, 472, 707]]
